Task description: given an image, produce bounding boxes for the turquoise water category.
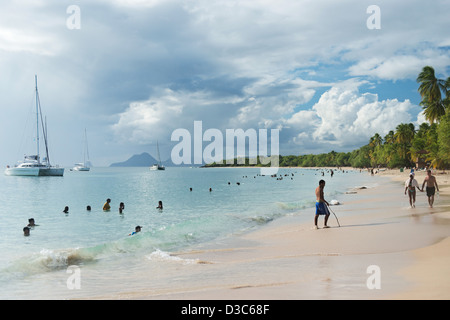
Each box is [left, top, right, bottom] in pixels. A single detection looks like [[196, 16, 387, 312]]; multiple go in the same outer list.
[[0, 167, 378, 299]]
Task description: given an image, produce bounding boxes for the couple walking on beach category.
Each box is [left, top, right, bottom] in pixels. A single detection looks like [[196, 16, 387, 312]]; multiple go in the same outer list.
[[404, 170, 439, 208]]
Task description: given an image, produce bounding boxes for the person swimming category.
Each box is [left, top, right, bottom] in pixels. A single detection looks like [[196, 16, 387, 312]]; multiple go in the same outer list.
[[63, 206, 69, 213], [129, 225, 142, 236], [27, 218, 38, 227], [23, 227, 30, 236], [156, 201, 163, 210]]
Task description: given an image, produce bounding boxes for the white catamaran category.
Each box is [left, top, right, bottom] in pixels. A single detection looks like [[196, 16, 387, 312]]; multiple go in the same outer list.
[[71, 128, 91, 171], [5, 76, 64, 177], [150, 140, 165, 171]]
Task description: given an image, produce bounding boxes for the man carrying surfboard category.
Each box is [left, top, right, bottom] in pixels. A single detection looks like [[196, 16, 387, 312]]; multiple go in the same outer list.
[[314, 180, 330, 229]]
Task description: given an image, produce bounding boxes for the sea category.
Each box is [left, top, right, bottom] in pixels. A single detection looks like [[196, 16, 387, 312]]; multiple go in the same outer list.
[[0, 166, 380, 299]]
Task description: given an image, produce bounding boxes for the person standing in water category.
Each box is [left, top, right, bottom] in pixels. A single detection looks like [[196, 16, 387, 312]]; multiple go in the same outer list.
[[314, 180, 330, 229], [103, 198, 111, 211], [404, 173, 420, 208], [421, 169, 439, 208]]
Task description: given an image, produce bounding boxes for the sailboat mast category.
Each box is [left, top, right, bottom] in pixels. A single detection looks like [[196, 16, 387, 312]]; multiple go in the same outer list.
[[84, 128, 90, 166], [35, 75, 40, 162], [35, 75, 51, 166], [157, 140, 162, 166]]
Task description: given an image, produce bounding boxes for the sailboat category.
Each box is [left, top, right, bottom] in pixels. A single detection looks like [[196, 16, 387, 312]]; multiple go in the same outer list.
[[71, 129, 90, 171], [150, 140, 165, 171], [5, 76, 64, 177]]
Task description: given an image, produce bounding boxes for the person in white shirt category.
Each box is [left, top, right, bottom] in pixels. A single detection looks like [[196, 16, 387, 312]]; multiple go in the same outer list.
[[404, 173, 421, 208]]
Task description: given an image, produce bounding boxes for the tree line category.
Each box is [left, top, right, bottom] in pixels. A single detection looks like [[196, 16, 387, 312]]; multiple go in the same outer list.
[[206, 66, 450, 169]]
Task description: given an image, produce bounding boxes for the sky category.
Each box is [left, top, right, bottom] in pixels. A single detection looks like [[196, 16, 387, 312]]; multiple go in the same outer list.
[[0, 0, 449, 167]]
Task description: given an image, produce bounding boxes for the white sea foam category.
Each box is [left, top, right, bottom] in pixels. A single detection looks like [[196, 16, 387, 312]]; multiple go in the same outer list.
[[146, 249, 197, 265]]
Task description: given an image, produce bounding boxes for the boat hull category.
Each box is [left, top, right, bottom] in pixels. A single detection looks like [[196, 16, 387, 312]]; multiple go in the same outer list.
[[72, 166, 90, 171], [5, 167, 64, 176], [5, 167, 40, 176], [39, 168, 65, 176]]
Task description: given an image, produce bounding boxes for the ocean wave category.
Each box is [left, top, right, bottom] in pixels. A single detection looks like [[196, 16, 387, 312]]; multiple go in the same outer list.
[[146, 249, 197, 265], [248, 215, 275, 225], [0, 225, 213, 279], [276, 199, 316, 211], [1, 232, 158, 278], [2, 247, 96, 277]]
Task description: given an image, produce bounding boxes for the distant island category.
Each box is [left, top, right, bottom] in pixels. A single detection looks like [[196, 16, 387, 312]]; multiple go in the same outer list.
[[110, 152, 159, 167], [109, 152, 184, 167]]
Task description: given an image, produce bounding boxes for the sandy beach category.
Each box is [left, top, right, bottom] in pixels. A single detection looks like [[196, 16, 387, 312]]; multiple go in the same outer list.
[[110, 168, 449, 300]]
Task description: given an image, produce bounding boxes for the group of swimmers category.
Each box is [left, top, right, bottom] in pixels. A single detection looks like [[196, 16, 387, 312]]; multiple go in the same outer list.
[[23, 198, 164, 236], [61, 199, 163, 214]]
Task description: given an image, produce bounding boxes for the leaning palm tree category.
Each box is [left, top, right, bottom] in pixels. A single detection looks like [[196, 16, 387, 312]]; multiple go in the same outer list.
[[417, 66, 447, 123]]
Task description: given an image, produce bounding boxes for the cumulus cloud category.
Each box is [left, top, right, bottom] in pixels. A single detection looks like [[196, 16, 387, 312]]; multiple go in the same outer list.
[[285, 84, 416, 150], [112, 88, 184, 144]]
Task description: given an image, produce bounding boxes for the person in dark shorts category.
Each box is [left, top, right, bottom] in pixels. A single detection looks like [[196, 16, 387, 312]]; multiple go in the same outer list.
[[314, 180, 330, 229], [421, 170, 439, 208]]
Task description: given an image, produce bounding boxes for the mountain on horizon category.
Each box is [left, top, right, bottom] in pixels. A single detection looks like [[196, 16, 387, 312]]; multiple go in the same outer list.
[[110, 152, 159, 167], [109, 152, 203, 167]]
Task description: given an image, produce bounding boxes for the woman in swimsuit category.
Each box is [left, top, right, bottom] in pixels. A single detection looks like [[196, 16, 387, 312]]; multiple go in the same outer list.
[[404, 173, 420, 208]]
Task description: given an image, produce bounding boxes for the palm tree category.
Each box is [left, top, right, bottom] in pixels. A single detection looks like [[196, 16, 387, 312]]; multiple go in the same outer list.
[[444, 77, 450, 109], [384, 130, 395, 145], [417, 66, 447, 123], [369, 133, 383, 148], [395, 123, 415, 144], [395, 123, 415, 164]]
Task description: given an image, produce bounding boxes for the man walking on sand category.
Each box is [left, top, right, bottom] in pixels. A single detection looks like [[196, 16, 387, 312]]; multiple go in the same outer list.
[[421, 169, 439, 208], [314, 180, 330, 229]]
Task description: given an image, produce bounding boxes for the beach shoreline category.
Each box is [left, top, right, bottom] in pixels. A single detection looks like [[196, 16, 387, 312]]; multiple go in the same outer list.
[[114, 168, 450, 300]]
